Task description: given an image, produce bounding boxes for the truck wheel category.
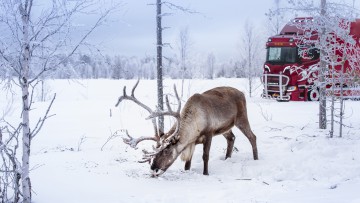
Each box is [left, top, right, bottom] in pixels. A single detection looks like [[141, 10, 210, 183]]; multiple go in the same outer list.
[[307, 88, 319, 101]]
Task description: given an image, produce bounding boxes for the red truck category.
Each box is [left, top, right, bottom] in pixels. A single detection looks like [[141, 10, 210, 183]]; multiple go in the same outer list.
[[262, 17, 360, 101]]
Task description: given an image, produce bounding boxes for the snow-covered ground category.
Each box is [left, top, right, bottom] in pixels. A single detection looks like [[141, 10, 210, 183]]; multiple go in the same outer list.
[[2, 78, 360, 203]]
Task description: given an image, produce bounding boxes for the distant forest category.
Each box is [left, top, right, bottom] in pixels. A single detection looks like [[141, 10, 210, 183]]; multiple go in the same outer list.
[[2, 53, 263, 80]]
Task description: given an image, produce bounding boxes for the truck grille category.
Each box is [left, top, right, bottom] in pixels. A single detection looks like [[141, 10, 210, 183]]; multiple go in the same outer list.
[[262, 73, 290, 100]]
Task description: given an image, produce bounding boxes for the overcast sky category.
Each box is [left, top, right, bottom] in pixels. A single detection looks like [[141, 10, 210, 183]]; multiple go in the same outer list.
[[86, 0, 359, 61], [86, 0, 277, 61]]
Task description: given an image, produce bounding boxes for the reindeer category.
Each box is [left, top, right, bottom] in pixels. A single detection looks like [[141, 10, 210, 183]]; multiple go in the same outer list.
[[115, 80, 258, 176]]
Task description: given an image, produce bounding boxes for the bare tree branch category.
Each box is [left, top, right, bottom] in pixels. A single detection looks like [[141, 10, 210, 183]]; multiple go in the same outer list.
[[30, 93, 56, 139], [162, 2, 200, 14], [29, 4, 114, 84]]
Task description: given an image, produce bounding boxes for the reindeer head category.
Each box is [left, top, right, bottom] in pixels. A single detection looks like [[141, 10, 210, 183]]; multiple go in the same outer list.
[[148, 130, 182, 176], [150, 141, 179, 176]]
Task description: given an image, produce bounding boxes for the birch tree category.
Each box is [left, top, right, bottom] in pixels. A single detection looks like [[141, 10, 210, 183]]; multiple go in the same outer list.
[[0, 124, 22, 202], [177, 27, 192, 97], [206, 53, 216, 79], [239, 21, 263, 97], [287, 0, 360, 134], [325, 20, 360, 137], [266, 0, 287, 35], [319, 0, 327, 130], [0, 0, 113, 202]]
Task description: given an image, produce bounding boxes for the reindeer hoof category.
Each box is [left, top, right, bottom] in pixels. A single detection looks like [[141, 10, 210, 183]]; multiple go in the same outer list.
[[184, 161, 191, 170]]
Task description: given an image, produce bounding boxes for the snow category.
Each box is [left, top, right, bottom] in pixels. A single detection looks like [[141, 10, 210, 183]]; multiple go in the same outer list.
[[2, 78, 360, 202]]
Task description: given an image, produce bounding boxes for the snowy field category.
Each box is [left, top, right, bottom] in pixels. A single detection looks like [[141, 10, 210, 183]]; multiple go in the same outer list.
[[1, 78, 360, 203]]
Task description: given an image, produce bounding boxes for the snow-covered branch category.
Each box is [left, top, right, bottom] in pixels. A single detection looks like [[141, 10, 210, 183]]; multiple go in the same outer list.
[[30, 93, 56, 139]]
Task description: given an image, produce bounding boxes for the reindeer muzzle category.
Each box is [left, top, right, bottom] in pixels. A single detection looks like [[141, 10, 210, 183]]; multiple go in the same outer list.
[[151, 169, 165, 177]]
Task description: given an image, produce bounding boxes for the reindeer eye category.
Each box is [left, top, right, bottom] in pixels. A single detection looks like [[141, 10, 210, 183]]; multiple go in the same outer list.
[[163, 149, 171, 155]]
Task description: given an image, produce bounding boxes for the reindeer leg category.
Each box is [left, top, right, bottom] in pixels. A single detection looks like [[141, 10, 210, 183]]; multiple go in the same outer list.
[[202, 135, 212, 175], [235, 120, 258, 160], [184, 158, 192, 171], [181, 144, 195, 171], [223, 131, 235, 159]]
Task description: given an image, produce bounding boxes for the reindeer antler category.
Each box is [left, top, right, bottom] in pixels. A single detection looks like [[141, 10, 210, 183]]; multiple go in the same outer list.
[[147, 84, 181, 144], [147, 85, 181, 119], [137, 85, 182, 163], [115, 80, 153, 113], [138, 146, 166, 163], [115, 80, 160, 148], [122, 130, 158, 149], [115, 81, 182, 163]]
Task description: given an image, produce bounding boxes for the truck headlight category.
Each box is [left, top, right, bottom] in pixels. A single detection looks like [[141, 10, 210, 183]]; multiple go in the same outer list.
[[283, 66, 291, 73], [264, 65, 270, 72], [287, 86, 297, 91]]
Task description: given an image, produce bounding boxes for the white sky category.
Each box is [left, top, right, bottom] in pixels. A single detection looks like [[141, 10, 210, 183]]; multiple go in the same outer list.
[[87, 0, 276, 61], [85, 0, 360, 61]]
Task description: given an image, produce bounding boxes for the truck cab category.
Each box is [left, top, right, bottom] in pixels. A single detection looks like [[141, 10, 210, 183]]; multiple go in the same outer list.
[[262, 17, 320, 101]]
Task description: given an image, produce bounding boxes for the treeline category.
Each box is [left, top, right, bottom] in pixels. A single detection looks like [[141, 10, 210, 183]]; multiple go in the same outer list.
[[45, 53, 262, 79]]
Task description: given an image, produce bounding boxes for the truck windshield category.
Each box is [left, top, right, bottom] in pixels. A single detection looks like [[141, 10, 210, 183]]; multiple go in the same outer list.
[[266, 47, 298, 64]]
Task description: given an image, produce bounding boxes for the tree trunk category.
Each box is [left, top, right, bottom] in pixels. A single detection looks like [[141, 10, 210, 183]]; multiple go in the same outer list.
[[156, 0, 164, 133], [319, 0, 327, 129], [329, 63, 335, 137], [20, 2, 32, 202], [339, 62, 345, 137]]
